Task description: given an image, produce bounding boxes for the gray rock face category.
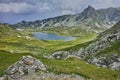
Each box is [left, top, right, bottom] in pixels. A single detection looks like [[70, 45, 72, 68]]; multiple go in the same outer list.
[[4, 56, 46, 80]]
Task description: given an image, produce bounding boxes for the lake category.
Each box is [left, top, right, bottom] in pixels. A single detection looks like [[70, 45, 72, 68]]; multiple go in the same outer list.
[[33, 32, 76, 41]]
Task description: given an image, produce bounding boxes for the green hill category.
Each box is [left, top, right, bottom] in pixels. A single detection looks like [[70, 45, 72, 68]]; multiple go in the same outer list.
[[0, 24, 19, 38]]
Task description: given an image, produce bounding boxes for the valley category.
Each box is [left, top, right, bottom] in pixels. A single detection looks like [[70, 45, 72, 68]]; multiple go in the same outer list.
[[0, 5, 120, 80], [0, 22, 120, 80]]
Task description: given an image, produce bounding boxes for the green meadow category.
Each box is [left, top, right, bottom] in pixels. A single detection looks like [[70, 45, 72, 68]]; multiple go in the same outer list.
[[0, 24, 120, 80]]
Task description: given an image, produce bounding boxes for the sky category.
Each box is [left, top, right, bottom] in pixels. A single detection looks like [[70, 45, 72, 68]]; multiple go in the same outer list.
[[0, 0, 120, 24]]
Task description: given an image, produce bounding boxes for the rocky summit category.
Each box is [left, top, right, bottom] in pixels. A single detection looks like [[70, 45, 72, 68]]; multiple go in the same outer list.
[[4, 56, 46, 80]]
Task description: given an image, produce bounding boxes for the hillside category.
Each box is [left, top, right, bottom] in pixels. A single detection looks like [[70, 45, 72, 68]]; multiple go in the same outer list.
[[0, 24, 18, 38], [12, 6, 120, 33], [0, 8, 120, 80], [0, 22, 120, 80], [50, 21, 120, 70]]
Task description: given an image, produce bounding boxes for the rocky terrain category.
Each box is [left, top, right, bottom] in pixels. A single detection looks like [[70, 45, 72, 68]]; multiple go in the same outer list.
[[4, 56, 46, 80], [22, 72, 86, 80], [2, 56, 86, 80], [49, 21, 120, 70], [13, 6, 120, 33]]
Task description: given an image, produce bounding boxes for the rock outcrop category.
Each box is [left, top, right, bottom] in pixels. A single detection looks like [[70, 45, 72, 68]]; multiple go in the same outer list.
[[4, 56, 46, 80]]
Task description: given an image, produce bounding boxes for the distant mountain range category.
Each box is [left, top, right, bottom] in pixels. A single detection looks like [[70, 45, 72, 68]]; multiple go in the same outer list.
[[13, 6, 120, 33]]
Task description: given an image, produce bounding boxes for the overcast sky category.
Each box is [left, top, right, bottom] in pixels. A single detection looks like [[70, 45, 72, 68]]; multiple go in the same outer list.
[[0, 0, 120, 24]]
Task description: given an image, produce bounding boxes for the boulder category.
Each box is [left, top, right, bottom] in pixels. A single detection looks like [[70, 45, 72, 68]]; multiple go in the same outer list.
[[4, 55, 46, 80], [109, 62, 120, 70]]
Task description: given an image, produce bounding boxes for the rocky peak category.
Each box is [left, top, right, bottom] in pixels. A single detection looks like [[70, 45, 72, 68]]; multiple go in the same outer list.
[[87, 5, 95, 11], [80, 5, 96, 18], [83, 5, 95, 13]]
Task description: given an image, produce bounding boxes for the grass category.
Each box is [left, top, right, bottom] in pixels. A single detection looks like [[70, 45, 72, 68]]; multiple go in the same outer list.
[[40, 57, 120, 80], [0, 24, 97, 55], [0, 51, 120, 80], [24, 26, 95, 37], [0, 24, 120, 80], [0, 32, 97, 55], [0, 50, 32, 76], [96, 41, 120, 57]]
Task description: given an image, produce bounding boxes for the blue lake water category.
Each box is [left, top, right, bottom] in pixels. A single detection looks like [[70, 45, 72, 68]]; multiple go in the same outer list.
[[33, 32, 76, 41]]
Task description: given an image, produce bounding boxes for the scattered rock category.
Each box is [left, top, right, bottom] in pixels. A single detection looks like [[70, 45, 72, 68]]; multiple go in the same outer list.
[[48, 23, 120, 70], [109, 62, 120, 70]]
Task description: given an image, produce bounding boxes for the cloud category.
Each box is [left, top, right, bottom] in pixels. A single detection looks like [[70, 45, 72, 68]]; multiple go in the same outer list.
[[0, 2, 51, 14], [0, 0, 120, 14], [51, 0, 120, 13], [37, 3, 51, 12], [61, 9, 76, 15], [89, 0, 120, 9], [0, 2, 33, 14], [0, 0, 120, 24], [51, 0, 85, 12]]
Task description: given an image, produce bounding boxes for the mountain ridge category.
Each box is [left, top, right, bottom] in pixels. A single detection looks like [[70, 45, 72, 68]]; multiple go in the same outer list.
[[12, 6, 120, 33]]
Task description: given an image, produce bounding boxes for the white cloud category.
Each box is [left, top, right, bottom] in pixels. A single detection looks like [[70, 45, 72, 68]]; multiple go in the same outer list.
[[0, 2, 51, 14], [90, 0, 119, 9], [37, 3, 51, 11], [52, 0, 85, 11], [0, 2, 32, 13], [0, 0, 119, 14], [51, 0, 120, 13], [61, 9, 76, 15]]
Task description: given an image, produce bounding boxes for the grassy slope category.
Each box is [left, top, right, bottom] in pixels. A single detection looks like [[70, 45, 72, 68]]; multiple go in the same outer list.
[[0, 51, 120, 80], [0, 24, 21, 38], [0, 50, 32, 76], [96, 41, 120, 57], [0, 33, 96, 55], [23, 26, 95, 37], [0, 24, 120, 80], [41, 57, 120, 80], [94, 21, 120, 57]]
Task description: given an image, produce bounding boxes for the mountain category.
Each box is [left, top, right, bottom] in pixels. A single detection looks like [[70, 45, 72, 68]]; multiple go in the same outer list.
[[49, 21, 120, 70], [13, 6, 120, 33]]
